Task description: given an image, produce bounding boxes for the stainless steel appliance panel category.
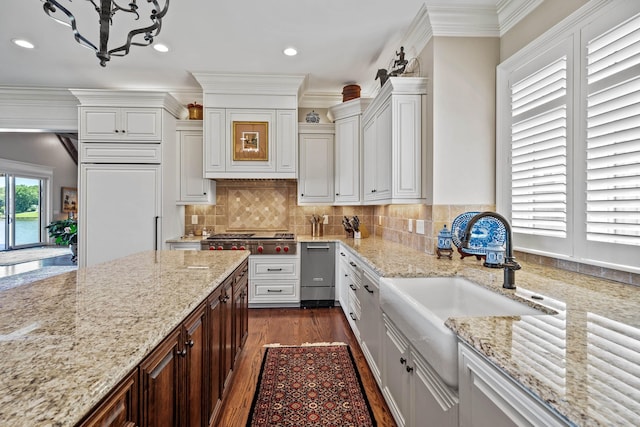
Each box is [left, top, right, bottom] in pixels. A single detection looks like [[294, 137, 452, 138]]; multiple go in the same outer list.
[[300, 242, 335, 308]]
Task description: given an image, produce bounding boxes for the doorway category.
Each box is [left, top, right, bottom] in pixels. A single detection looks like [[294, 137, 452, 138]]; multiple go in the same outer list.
[[0, 162, 51, 251]]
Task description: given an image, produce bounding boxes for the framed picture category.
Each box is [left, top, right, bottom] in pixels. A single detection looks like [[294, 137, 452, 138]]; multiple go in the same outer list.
[[61, 187, 77, 213], [233, 121, 269, 161]]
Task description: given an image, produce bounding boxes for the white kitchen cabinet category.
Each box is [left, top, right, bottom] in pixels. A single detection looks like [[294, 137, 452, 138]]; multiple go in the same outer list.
[[328, 98, 371, 205], [382, 314, 459, 427], [80, 107, 162, 142], [276, 110, 297, 174], [336, 247, 351, 309], [362, 77, 428, 205], [359, 269, 382, 385], [298, 123, 334, 204], [248, 255, 300, 307], [176, 121, 215, 205], [80, 163, 161, 267], [363, 101, 392, 201], [458, 342, 568, 427], [204, 108, 225, 174]]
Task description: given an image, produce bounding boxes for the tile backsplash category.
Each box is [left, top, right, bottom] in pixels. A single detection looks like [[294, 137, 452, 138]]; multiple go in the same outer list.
[[183, 184, 637, 286]]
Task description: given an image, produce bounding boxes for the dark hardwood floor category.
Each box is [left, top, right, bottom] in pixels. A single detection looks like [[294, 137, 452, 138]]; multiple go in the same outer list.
[[217, 307, 397, 427]]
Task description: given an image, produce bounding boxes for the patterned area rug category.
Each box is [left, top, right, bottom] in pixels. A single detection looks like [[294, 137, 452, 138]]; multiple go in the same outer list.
[[0, 247, 71, 266], [247, 343, 376, 427]]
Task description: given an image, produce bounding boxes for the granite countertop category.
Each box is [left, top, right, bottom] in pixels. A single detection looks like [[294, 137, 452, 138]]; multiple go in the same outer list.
[[0, 250, 248, 427], [166, 235, 207, 243], [299, 234, 640, 427]]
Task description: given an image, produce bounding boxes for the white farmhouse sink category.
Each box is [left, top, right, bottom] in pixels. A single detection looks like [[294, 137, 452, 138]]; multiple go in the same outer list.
[[379, 276, 541, 388]]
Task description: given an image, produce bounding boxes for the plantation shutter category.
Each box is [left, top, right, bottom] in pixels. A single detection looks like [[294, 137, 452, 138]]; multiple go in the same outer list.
[[586, 15, 640, 247], [510, 57, 568, 238]]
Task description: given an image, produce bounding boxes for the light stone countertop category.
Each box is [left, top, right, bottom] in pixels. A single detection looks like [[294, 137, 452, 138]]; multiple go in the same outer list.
[[0, 250, 248, 427], [299, 234, 640, 427]]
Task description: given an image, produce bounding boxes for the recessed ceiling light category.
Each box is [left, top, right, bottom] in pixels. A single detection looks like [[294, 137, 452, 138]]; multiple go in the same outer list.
[[12, 39, 35, 49], [153, 43, 169, 53], [283, 47, 297, 56]]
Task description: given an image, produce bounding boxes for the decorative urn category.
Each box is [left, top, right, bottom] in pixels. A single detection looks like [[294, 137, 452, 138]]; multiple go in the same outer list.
[[484, 242, 505, 268], [436, 224, 454, 259]]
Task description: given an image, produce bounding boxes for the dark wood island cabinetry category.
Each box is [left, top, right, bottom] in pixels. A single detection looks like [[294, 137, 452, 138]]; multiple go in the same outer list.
[[77, 257, 249, 427]]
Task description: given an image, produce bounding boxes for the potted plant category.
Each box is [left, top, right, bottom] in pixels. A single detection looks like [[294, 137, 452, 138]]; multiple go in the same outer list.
[[46, 218, 78, 262]]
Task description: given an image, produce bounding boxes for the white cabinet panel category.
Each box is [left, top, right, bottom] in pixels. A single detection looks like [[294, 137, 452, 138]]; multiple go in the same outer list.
[[298, 125, 334, 204], [204, 108, 225, 173], [177, 125, 214, 204], [277, 110, 297, 174], [80, 164, 161, 267], [249, 255, 300, 307], [334, 115, 361, 204]]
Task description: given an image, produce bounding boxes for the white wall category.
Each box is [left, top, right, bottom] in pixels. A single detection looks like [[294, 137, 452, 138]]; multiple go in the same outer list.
[[431, 36, 500, 205], [0, 133, 78, 218], [500, 0, 589, 61]]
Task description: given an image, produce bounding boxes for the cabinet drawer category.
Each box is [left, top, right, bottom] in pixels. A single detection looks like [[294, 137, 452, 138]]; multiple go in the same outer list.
[[81, 143, 162, 163], [249, 279, 299, 303], [250, 256, 299, 279]]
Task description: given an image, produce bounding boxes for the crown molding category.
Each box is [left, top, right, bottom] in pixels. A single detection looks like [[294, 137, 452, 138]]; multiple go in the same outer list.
[[192, 72, 306, 96], [327, 97, 373, 122], [0, 87, 78, 132], [69, 89, 186, 118], [497, 0, 544, 35], [298, 92, 343, 109]]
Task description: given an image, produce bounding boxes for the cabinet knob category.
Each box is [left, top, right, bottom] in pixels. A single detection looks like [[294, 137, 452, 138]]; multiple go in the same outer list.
[[336, 193, 339, 196], [400, 357, 407, 365], [176, 349, 186, 357], [121, 130, 126, 133], [114, 129, 119, 133], [186, 340, 194, 347], [301, 193, 304, 197], [406, 365, 414, 373]]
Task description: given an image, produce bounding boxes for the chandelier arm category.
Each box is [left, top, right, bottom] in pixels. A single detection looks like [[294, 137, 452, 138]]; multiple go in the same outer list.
[[111, 0, 141, 20], [43, 1, 99, 52], [108, 0, 169, 57]]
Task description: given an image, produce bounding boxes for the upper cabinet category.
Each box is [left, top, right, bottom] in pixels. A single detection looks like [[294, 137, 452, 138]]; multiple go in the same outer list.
[[298, 123, 335, 204], [328, 98, 371, 205], [362, 77, 428, 205], [176, 120, 215, 205], [80, 107, 162, 142], [193, 73, 305, 179]]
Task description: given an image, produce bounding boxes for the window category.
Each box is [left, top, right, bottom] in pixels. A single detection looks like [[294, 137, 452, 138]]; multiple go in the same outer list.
[[497, 0, 640, 273]]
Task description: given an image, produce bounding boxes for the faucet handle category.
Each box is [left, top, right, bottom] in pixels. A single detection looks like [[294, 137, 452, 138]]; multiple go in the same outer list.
[[504, 258, 521, 270]]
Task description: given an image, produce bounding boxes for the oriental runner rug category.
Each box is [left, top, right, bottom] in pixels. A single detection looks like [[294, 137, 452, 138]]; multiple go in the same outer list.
[[247, 343, 376, 427]]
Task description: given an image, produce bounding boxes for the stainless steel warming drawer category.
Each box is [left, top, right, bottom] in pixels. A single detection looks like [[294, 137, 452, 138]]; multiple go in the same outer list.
[[300, 242, 335, 308]]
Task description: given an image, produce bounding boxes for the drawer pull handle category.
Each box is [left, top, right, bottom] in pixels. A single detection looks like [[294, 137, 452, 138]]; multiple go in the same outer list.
[[186, 340, 194, 347], [267, 268, 283, 272], [349, 284, 356, 291], [406, 365, 414, 373], [267, 289, 283, 293], [400, 357, 407, 365], [349, 261, 357, 267], [350, 313, 356, 321], [364, 285, 374, 294]]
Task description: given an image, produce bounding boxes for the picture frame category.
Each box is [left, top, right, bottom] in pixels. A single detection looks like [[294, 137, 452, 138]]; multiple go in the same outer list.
[[61, 187, 77, 213], [233, 121, 269, 161]]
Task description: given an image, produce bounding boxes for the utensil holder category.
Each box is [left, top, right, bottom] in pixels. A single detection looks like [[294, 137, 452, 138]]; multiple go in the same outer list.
[[311, 223, 323, 237]]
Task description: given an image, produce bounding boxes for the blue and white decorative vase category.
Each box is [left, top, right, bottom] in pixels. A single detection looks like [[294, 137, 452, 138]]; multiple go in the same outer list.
[[437, 224, 452, 250], [484, 242, 505, 267]]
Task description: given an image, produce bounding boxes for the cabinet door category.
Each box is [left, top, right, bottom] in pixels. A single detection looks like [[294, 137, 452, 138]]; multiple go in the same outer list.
[[362, 117, 377, 200], [392, 95, 422, 199], [204, 108, 226, 174], [183, 304, 207, 427], [410, 349, 458, 427], [121, 109, 162, 141], [79, 163, 161, 267], [359, 270, 382, 384], [382, 314, 410, 427], [334, 115, 361, 204], [374, 101, 393, 199], [79, 370, 138, 427], [277, 110, 297, 174], [81, 108, 120, 140], [178, 130, 213, 204], [221, 279, 234, 389], [298, 132, 334, 204], [140, 328, 182, 427], [207, 288, 223, 426], [233, 261, 249, 362]]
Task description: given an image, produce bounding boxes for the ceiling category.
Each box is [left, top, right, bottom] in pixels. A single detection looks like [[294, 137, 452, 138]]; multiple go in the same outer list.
[[1, 1, 532, 105]]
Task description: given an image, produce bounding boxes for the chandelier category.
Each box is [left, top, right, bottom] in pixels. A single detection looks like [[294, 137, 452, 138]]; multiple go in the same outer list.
[[42, 0, 169, 67]]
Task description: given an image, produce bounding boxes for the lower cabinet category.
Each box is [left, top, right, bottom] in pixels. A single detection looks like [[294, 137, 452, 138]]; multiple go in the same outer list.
[[81, 259, 249, 427], [382, 314, 459, 427], [458, 343, 568, 427], [248, 255, 300, 307], [78, 370, 138, 427], [359, 269, 382, 385]]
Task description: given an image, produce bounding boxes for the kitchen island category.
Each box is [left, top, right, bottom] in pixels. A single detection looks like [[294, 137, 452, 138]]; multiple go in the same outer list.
[[300, 235, 640, 426], [0, 250, 248, 426]]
